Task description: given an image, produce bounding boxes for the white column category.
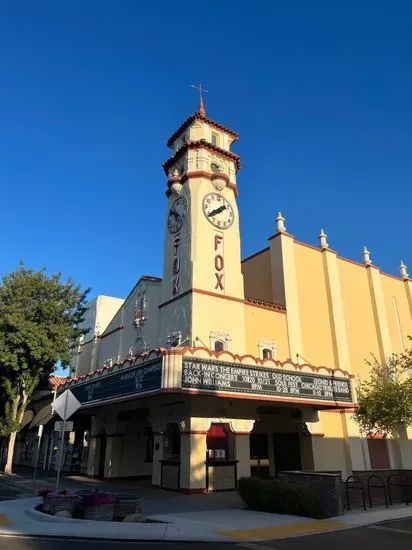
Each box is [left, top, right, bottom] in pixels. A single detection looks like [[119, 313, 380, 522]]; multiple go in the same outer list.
[[149, 418, 167, 487], [104, 434, 123, 478], [87, 416, 101, 477], [179, 418, 211, 493], [229, 419, 255, 480]]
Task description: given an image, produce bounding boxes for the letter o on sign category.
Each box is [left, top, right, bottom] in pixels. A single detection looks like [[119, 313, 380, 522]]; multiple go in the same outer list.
[[215, 254, 224, 272]]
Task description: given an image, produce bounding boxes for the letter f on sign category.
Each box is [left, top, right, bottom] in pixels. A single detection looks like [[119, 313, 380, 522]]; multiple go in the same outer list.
[[214, 234, 223, 251]]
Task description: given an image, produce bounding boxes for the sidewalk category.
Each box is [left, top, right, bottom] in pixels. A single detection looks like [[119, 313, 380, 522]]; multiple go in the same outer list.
[[2, 469, 412, 542], [0, 469, 243, 515], [1, 490, 412, 542]]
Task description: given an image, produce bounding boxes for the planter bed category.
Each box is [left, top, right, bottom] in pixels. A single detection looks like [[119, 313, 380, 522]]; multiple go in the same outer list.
[[34, 504, 164, 523], [37, 488, 164, 524]]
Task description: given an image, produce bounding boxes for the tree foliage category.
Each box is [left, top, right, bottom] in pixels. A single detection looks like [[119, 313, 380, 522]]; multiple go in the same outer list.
[[0, 263, 89, 472], [354, 350, 412, 435]]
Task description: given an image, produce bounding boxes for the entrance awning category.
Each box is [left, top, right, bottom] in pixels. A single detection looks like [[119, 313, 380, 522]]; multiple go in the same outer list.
[[29, 404, 54, 428], [19, 410, 34, 430]]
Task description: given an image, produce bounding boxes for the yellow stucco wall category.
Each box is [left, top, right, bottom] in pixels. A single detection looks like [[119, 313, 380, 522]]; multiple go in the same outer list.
[[293, 243, 335, 367], [241, 249, 273, 303], [381, 274, 412, 354], [191, 292, 246, 354], [312, 411, 348, 473], [337, 258, 380, 376], [244, 304, 290, 360]]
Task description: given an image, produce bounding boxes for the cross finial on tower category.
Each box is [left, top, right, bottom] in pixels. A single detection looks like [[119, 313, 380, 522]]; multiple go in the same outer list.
[[191, 82, 208, 116]]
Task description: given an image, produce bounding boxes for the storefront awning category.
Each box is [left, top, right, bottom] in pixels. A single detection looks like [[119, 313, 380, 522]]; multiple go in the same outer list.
[[19, 409, 34, 430], [29, 404, 54, 428]]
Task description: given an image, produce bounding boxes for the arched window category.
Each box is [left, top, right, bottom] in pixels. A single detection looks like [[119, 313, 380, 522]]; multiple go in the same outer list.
[[211, 162, 220, 172], [210, 331, 231, 352], [214, 340, 225, 352], [259, 341, 276, 360], [262, 348, 273, 359]]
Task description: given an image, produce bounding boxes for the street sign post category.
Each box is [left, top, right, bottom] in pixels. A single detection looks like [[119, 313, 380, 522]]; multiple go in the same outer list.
[[52, 389, 81, 489], [54, 421, 74, 432], [32, 424, 44, 482], [52, 390, 81, 421]]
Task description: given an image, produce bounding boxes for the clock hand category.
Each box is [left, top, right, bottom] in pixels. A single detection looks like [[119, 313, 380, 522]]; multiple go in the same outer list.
[[169, 209, 178, 220], [208, 205, 227, 217]]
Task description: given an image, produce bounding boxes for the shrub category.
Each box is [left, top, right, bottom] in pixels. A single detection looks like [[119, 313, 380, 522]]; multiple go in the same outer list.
[[238, 477, 326, 519], [81, 492, 116, 506], [39, 488, 80, 498]]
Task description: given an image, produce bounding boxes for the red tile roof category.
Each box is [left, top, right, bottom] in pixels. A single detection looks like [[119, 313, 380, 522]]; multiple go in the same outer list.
[[163, 140, 241, 175], [49, 376, 67, 390], [167, 113, 238, 148], [245, 298, 286, 312]]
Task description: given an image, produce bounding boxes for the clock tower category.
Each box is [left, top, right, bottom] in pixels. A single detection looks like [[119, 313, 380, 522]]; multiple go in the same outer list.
[[159, 99, 246, 353]]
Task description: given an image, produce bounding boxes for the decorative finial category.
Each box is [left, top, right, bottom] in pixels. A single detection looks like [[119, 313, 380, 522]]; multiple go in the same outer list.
[[276, 211, 286, 232], [318, 228, 329, 250], [362, 246, 372, 266], [400, 260, 409, 279], [191, 82, 208, 116], [199, 96, 206, 116]]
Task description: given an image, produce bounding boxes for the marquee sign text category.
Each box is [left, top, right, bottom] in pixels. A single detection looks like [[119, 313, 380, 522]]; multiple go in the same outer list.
[[63, 360, 162, 405], [182, 358, 352, 403]]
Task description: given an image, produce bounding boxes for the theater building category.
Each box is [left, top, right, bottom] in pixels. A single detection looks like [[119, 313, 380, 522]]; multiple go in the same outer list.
[[53, 100, 412, 492]]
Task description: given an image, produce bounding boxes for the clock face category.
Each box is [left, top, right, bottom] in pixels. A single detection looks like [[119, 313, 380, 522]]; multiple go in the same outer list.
[[202, 193, 234, 229], [167, 195, 188, 234]]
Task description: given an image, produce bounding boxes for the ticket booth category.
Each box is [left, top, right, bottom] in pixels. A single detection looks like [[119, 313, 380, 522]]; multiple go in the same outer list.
[[205, 423, 238, 492]]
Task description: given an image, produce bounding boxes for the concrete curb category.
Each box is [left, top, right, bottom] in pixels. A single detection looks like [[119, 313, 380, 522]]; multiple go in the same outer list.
[[10, 502, 231, 542], [25, 505, 166, 526], [3, 494, 412, 543], [26, 506, 88, 523]]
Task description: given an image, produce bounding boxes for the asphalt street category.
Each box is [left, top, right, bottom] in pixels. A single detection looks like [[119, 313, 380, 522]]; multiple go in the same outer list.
[[2, 519, 412, 550], [0, 538, 235, 549], [0, 485, 29, 501]]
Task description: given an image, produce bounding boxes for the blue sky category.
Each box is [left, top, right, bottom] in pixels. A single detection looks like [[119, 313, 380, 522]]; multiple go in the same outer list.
[[1, 1, 411, 301]]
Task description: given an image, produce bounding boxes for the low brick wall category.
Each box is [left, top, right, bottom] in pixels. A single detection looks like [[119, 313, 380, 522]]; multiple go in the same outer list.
[[277, 471, 343, 517]]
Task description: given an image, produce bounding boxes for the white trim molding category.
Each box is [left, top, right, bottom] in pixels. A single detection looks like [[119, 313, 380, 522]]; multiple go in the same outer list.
[[209, 330, 232, 351], [258, 340, 277, 360]]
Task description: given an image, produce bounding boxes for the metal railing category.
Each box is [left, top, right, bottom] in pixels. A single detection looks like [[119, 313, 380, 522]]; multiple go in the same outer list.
[[367, 474, 388, 508], [345, 475, 366, 511]]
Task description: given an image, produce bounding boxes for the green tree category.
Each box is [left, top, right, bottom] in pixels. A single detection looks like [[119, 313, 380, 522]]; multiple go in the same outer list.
[[399, 336, 412, 372], [354, 353, 412, 436], [0, 264, 89, 474]]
